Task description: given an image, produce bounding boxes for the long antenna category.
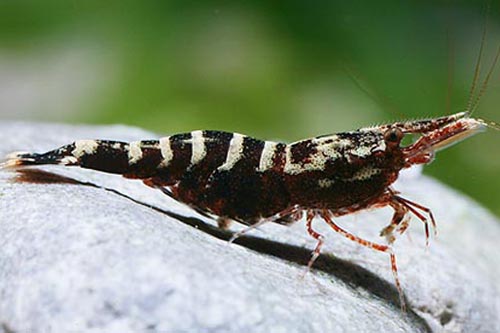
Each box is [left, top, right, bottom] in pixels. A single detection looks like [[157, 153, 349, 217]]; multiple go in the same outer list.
[[343, 64, 404, 120], [470, 44, 500, 114], [466, 10, 488, 114], [446, 28, 455, 115], [488, 120, 500, 130]]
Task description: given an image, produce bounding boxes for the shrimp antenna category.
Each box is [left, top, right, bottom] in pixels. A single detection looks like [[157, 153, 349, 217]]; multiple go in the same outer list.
[[470, 44, 500, 114], [481, 118, 500, 131], [466, 6, 489, 115], [343, 63, 404, 119], [446, 27, 455, 115]]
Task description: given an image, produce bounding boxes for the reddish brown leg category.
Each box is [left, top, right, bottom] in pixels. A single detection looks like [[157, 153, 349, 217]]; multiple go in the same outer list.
[[393, 196, 437, 246], [395, 196, 437, 234], [380, 201, 409, 244], [396, 215, 411, 236], [305, 210, 324, 272], [380, 189, 435, 245], [228, 206, 301, 243], [320, 210, 391, 252], [228, 218, 270, 243], [319, 210, 406, 312]]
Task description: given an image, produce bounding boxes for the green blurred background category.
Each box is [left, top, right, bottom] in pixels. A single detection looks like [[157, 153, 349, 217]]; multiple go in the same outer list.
[[0, 1, 499, 216]]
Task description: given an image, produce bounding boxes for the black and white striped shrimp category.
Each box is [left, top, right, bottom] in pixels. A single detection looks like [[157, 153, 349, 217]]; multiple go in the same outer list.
[[3, 16, 500, 313], [2, 112, 495, 310]]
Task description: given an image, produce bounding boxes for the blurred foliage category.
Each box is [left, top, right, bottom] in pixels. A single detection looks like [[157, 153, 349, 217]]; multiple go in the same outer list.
[[0, 0, 499, 216]]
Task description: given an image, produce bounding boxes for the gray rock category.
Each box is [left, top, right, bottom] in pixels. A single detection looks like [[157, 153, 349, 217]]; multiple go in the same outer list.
[[0, 122, 499, 333]]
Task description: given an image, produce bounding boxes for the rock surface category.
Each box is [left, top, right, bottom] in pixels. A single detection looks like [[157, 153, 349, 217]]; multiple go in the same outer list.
[[0, 122, 499, 333]]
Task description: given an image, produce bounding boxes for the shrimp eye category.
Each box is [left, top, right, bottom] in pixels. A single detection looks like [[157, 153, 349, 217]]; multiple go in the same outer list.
[[384, 127, 404, 146]]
